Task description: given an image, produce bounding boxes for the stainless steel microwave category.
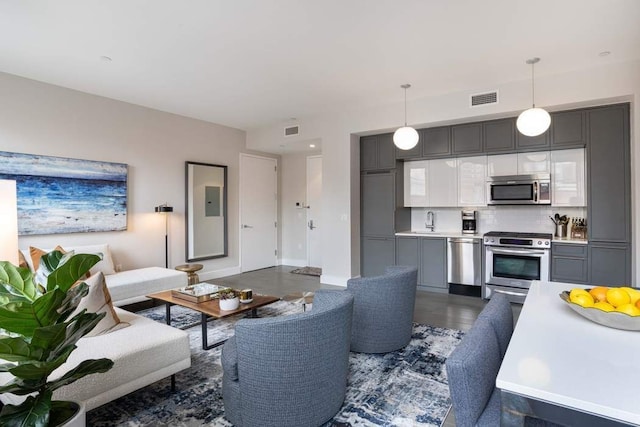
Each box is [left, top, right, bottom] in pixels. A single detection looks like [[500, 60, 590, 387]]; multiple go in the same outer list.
[[486, 174, 551, 205]]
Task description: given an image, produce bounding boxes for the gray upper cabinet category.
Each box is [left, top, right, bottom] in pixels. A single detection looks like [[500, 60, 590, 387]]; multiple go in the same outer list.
[[551, 110, 586, 148], [483, 118, 515, 153], [361, 172, 396, 236], [422, 126, 451, 158], [395, 135, 423, 159], [452, 123, 482, 155], [361, 133, 396, 171], [516, 127, 550, 150], [587, 104, 630, 243]]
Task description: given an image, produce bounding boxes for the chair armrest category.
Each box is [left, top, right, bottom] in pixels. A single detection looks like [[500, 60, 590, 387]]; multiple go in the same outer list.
[[221, 336, 239, 381]]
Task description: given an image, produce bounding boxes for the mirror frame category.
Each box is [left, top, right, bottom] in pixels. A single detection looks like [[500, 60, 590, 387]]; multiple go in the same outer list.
[[185, 161, 228, 261]]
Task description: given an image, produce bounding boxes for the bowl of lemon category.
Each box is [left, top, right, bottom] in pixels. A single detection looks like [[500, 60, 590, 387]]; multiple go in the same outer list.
[[560, 287, 640, 331]]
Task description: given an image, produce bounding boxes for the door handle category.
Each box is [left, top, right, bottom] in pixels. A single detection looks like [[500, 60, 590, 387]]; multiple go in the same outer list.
[[242, 224, 253, 229], [308, 220, 316, 230]]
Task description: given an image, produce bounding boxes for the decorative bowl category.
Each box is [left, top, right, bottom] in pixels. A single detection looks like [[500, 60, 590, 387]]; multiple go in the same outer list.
[[559, 291, 640, 331]]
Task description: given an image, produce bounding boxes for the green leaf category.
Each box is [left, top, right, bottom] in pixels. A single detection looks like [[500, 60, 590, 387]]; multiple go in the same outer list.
[[0, 337, 44, 363], [48, 358, 113, 392], [43, 253, 100, 292], [8, 347, 74, 381], [0, 262, 37, 302], [50, 311, 104, 357], [0, 289, 66, 337], [56, 283, 89, 323], [0, 376, 43, 395], [0, 390, 51, 427]]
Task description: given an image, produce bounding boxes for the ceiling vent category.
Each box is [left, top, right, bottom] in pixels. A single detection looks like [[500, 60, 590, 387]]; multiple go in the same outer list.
[[284, 125, 300, 137], [470, 91, 499, 107]]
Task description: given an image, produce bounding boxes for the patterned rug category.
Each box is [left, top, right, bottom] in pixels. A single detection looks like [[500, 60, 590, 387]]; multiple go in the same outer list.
[[290, 266, 322, 276], [87, 301, 463, 426]]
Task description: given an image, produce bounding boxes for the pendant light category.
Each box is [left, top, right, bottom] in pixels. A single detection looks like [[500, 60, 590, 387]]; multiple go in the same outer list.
[[393, 84, 419, 150], [517, 57, 551, 137]]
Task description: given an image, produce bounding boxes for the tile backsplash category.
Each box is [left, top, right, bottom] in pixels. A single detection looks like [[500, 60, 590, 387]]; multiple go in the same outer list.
[[410, 206, 587, 235]]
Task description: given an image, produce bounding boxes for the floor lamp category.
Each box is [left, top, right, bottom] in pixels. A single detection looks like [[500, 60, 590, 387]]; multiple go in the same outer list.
[[0, 180, 19, 265], [155, 203, 173, 268]]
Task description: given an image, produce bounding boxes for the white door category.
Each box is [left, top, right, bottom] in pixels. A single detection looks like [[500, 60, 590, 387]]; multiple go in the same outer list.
[[240, 154, 277, 272], [306, 156, 322, 268]]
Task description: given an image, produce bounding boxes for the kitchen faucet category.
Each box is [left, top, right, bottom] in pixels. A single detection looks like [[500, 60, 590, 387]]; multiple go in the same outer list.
[[425, 211, 435, 231]]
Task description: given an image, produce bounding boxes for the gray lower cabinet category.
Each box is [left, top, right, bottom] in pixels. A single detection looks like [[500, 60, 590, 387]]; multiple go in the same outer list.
[[420, 237, 447, 290], [396, 236, 421, 282], [589, 243, 631, 286], [361, 237, 395, 277], [395, 236, 447, 291], [551, 243, 588, 284]]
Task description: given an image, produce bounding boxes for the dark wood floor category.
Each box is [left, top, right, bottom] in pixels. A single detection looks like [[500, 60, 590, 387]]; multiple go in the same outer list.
[[203, 265, 522, 427]]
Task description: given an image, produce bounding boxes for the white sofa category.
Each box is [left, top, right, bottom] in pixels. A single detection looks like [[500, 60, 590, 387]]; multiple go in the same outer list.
[[0, 308, 191, 411], [20, 244, 189, 306]]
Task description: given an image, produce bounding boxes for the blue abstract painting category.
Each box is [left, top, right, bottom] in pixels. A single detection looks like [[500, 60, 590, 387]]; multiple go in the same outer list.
[[0, 151, 127, 235]]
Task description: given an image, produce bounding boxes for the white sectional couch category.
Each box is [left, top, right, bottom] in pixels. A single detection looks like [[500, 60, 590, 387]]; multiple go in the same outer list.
[[2, 244, 193, 410], [20, 244, 189, 306]]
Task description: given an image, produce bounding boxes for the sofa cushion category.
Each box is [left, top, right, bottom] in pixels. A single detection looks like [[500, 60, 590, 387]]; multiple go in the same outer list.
[[21, 244, 116, 276], [51, 308, 191, 409], [29, 245, 67, 271], [106, 267, 188, 306], [72, 272, 129, 337]]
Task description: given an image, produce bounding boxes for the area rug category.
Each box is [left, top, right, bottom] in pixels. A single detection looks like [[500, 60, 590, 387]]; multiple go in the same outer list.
[[290, 266, 322, 276], [87, 302, 463, 427]]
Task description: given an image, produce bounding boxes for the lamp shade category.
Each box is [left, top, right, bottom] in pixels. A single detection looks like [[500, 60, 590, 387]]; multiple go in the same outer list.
[[0, 180, 19, 265], [155, 204, 173, 213], [393, 126, 419, 150], [516, 107, 551, 137]]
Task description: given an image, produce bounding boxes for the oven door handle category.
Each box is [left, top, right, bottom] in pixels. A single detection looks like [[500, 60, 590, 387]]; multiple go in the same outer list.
[[488, 247, 547, 256], [492, 288, 528, 297]]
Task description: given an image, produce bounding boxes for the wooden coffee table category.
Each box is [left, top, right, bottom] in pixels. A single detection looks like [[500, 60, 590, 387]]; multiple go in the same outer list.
[[146, 290, 279, 350]]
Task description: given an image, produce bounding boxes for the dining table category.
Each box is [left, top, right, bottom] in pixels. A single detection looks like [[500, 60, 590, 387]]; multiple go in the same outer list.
[[496, 280, 640, 426]]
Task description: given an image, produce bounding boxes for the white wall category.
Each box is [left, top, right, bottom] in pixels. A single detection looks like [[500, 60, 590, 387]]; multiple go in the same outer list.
[[247, 59, 640, 286], [0, 71, 275, 280]]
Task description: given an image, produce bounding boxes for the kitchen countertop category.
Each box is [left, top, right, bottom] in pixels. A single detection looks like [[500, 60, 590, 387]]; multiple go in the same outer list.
[[395, 230, 483, 239], [551, 237, 588, 244]]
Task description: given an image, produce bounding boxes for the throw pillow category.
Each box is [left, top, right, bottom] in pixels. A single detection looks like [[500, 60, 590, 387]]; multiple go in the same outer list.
[[71, 272, 129, 337], [17, 250, 28, 270], [67, 244, 117, 276], [29, 245, 68, 271]]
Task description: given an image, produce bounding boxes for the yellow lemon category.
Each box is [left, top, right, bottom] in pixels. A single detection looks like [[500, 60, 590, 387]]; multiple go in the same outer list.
[[593, 301, 615, 312], [615, 303, 640, 316], [589, 286, 609, 303], [570, 293, 594, 308], [606, 288, 631, 308], [620, 287, 640, 305], [569, 288, 591, 302]]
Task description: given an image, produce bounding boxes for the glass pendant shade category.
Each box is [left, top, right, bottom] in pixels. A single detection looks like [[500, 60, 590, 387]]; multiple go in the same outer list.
[[393, 126, 419, 150], [516, 107, 551, 137]]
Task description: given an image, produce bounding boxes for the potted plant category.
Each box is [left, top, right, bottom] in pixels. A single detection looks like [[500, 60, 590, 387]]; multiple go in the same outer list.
[[219, 289, 239, 311], [0, 250, 114, 426]]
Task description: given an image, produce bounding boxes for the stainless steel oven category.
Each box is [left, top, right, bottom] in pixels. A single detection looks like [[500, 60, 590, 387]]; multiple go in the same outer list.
[[483, 231, 552, 303]]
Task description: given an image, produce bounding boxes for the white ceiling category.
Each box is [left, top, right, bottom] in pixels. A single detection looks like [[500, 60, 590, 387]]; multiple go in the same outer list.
[[1, 0, 639, 132]]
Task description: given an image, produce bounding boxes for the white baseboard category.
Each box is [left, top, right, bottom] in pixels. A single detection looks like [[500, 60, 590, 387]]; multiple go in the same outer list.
[[199, 266, 242, 281], [279, 258, 307, 267], [320, 274, 348, 287]]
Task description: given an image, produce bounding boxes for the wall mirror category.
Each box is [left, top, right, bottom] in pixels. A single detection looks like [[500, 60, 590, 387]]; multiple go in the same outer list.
[[186, 161, 228, 261]]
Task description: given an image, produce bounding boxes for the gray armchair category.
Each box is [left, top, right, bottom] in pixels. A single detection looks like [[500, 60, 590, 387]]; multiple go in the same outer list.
[[221, 290, 354, 427], [346, 265, 418, 353], [445, 317, 502, 427]]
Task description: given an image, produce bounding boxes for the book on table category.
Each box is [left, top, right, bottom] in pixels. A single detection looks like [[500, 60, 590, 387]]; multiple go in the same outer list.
[[171, 283, 227, 303]]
